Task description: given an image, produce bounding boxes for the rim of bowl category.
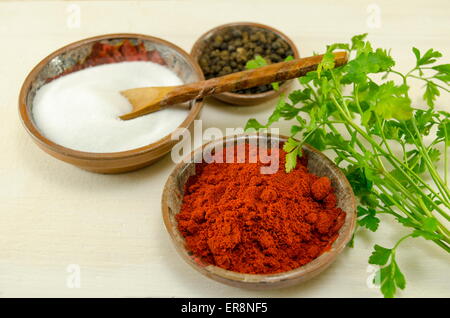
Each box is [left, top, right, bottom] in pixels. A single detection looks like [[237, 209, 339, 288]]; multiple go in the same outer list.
[[190, 22, 300, 102], [162, 133, 357, 285], [18, 33, 205, 160]]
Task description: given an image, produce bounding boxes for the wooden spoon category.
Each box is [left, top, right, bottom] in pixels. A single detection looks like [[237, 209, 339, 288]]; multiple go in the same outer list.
[[120, 51, 348, 120]]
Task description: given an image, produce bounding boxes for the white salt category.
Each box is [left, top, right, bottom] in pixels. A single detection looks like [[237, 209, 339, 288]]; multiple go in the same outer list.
[[32, 61, 188, 153]]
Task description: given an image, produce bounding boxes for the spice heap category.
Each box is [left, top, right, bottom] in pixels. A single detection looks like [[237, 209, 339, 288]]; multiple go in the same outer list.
[[177, 144, 346, 274], [52, 40, 166, 81], [198, 26, 294, 94]]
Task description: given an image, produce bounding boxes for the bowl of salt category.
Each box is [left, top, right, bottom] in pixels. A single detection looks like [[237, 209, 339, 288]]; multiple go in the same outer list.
[[19, 33, 204, 173]]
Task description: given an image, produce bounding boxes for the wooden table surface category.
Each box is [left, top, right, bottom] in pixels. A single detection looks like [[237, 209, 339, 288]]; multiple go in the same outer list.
[[0, 0, 449, 297]]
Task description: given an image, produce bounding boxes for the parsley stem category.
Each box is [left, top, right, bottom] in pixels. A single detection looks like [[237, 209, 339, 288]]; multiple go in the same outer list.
[[375, 192, 450, 249], [302, 127, 319, 147], [305, 83, 320, 102], [375, 183, 422, 223], [410, 119, 450, 202], [332, 95, 450, 220], [353, 84, 364, 115], [433, 239, 450, 253], [380, 174, 426, 217], [416, 199, 450, 240], [331, 97, 431, 219], [377, 119, 450, 215], [330, 96, 368, 153], [373, 193, 416, 222], [444, 124, 449, 186], [393, 227, 450, 254], [401, 142, 408, 165], [393, 234, 413, 252], [389, 69, 407, 80], [351, 112, 450, 211], [409, 75, 450, 92]]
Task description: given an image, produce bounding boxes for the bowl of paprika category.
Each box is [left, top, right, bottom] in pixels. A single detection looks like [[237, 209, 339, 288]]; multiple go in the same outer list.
[[162, 133, 356, 289]]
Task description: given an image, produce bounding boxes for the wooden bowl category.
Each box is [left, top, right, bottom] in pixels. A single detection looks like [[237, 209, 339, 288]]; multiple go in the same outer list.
[[18, 33, 204, 174], [190, 22, 300, 106], [162, 133, 356, 289]]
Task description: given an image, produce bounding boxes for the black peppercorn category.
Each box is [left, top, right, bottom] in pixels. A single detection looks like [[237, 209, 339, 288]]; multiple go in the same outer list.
[[197, 26, 294, 94]]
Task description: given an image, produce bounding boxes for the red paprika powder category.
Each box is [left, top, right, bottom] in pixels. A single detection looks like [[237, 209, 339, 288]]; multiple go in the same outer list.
[[176, 144, 346, 274], [50, 40, 166, 81]]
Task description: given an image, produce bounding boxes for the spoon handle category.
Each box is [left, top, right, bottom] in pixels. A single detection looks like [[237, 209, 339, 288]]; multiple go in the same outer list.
[[166, 51, 348, 103]]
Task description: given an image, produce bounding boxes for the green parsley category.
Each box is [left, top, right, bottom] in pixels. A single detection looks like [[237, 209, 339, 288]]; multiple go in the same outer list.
[[245, 34, 450, 298]]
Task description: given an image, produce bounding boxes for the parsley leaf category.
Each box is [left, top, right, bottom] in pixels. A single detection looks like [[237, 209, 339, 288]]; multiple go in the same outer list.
[[378, 259, 406, 298], [370, 81, 413, 120], [284, 55, 294, 62], [357, 206, 380, 232], [282, 138, 299, 153], [305, 128, 327, 151], [285, 147, 299, 173], [437, 119, 450, 141], [411, 217, 442, 241], [413, 48, 443, 66], [317, 51, 336, 77], [432, 63, 450, 74], [244, 118, 265, 131], [423, 81, 440, 108], [288, 88, 311, 105], [369, 244, 392, 265], [342, 49, 395, 84], [374, 96, 413, 120], [432, 64, 450, 84], [351, 33, 372, 55], [245, 55, 267, 69]]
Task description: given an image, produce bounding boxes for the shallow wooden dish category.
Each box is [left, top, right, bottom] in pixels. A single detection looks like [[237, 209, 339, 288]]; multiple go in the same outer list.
[[162, 133, 356, 289], [18, 33, 204, 174], [190, 22, 300, 106]]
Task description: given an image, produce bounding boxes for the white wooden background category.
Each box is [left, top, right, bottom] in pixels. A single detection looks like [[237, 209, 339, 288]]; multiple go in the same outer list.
[[0, 0, 449, 297]]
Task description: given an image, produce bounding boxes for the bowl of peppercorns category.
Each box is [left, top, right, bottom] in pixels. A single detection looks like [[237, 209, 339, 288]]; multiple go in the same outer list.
[[191, 22, 299, 106]]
